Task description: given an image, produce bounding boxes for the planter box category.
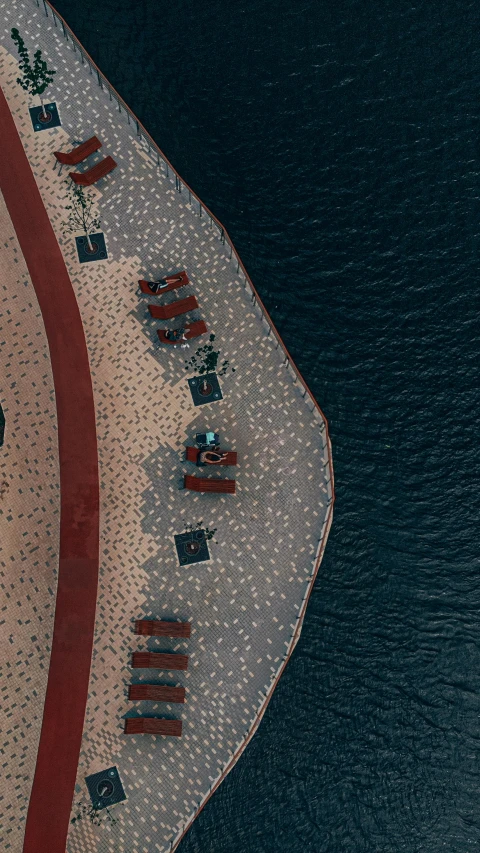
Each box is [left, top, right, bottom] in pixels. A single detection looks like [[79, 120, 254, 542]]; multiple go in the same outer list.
[[85, 766, 126, 811], [124, 718, 182, 737], [174, 530, 210, 566], [75, 232, 108, 264], [29, 102, 61, 132], [188, 372, 223, 407]]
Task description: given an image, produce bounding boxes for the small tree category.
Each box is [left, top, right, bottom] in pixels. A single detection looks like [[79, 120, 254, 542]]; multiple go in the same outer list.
[[185, 334, 234, 392], [11, 28, 56, 120], [62, 181, 101, 253], [71, 800, 118, 827], [184, 521, 217, 543]]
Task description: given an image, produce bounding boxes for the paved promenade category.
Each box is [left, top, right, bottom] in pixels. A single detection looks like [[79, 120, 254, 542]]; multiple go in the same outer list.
[[0, 83, 100, 853], [0, 188, 60, 853], [0, 3, 333, 852]]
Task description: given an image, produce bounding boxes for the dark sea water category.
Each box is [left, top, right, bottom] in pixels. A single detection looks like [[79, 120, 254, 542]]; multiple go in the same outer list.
[[53, 1, 480, 850]]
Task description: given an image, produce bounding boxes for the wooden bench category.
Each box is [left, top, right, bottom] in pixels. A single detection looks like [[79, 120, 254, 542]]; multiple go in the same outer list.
[[124, 717, 182, 736], [54, 135, 102, 166], [157, 321, 207, 345], [148, 295, 198, 320], [69, 155, 117, 186], [132, 652, 189, 670], [128, 684, 185, 703], [186, 447, 237, 466], [184, 474, 236, 494], [134, 619, 191, 638], [138, 271, 189, 294]]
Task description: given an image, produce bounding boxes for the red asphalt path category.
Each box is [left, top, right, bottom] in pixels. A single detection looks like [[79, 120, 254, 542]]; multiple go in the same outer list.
[[0, 87, 99, 853]]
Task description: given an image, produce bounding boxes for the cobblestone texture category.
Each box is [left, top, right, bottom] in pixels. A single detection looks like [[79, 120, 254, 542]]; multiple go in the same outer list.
[[0, 4, 332, 852], [0, 190, 60, 852]]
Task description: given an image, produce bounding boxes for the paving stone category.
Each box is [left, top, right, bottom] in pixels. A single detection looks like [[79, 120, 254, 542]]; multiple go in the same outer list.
[[0, 5, 333, 852], [0, 191, 60, 853]]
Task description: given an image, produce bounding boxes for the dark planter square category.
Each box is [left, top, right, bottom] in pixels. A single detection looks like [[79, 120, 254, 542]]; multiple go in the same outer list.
[[174, 530, 210, 566], [85, 766, 126, 811], [188, 373, 223, 407], [29, 102, 61, 132], [75, 232, 108, 264]]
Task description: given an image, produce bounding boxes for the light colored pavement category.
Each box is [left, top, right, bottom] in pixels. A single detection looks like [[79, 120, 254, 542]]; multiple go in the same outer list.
[[0, 187, 60, 853], [0, 82, 100, 853], [0, 4, 333, 852]]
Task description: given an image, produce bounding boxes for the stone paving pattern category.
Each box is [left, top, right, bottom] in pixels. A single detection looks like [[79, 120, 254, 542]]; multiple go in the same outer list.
[[0, 3, 333, 852], [0, 190, 60, 852]]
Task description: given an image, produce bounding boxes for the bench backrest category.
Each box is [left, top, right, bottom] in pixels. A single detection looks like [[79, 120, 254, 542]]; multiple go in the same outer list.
[[187, 320, 208, 338], [54, 135, 101, 165], [125, 717, 182, 736], [69, 155, 117, 185], [185, 448, 237, 465], [128, 684, 186, 703], [132, 651, 189, 670], [134, 619, 191, 637], [184, 474, 236, 493], [149, 295, 198, 319], [87, 156, 116, 179]]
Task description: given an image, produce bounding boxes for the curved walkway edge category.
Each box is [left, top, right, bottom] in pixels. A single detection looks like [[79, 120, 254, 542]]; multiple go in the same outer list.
[[0, 87, 100, 853]]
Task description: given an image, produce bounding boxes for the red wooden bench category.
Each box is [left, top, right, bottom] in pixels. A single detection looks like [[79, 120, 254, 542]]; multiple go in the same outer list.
[[184, 474, 236, 494], [132, 651, 189, 670], [124, 717, 182, 736], [138, 271, 189, 294], [186, 447, 237, 466], [148, 296, 198, 320], [157, 321, 207, 345], [134, 619, 191, 638], [54, 135, 102, 166], [69, 155, 117, 186], [128, 684, 186, 703]]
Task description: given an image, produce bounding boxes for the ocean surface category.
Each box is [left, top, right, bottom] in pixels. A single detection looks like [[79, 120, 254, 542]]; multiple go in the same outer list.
[[52, 1, 480, 850]]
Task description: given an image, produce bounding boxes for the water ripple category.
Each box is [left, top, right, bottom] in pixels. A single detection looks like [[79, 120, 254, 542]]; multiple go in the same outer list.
[[53, 0, 480, 850]]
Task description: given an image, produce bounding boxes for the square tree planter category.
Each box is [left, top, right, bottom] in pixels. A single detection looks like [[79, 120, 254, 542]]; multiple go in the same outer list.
[[174, 529, 210, 566], [85, 766, 126, 811], [29, 102, 61, 132], [75, 232, 108, 264], [188, 373, 223, 407]]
